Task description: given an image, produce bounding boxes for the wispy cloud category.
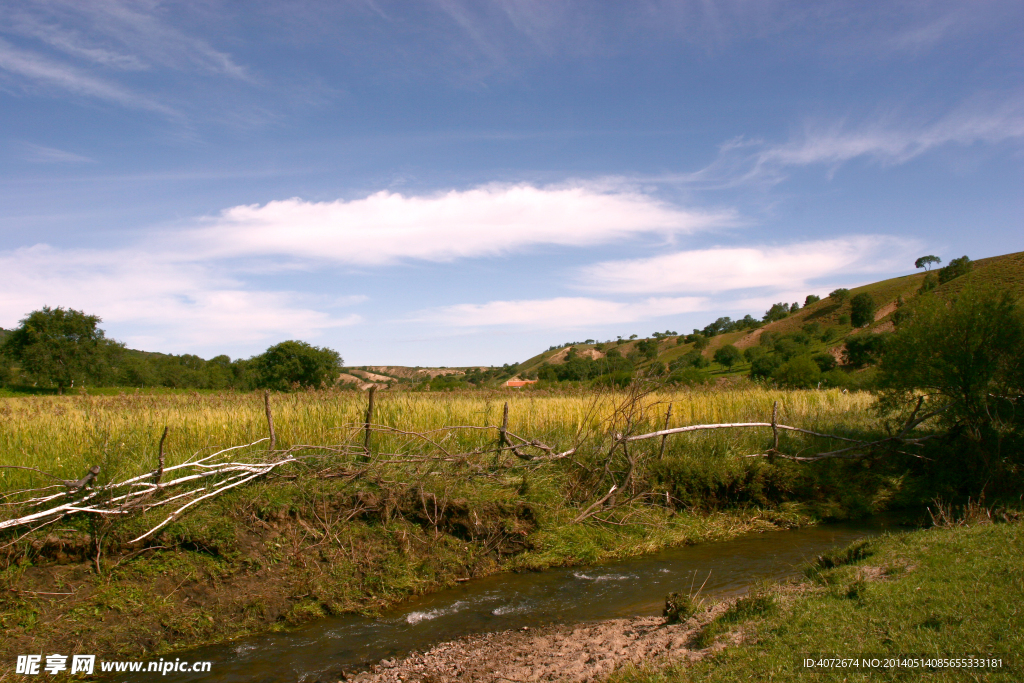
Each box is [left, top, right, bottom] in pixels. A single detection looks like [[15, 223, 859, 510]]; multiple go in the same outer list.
[[678, 97, 1024, 188], [577, 236, 919, 294], [187, 184, 735, 265], [0, 38, 178, 116], [20, 142, 95, 164], [413, 295, 707, 328], [1, 1, 250, 80]]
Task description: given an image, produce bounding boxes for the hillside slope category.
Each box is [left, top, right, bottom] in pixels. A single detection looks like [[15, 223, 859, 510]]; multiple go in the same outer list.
[[514, 250, 1024, 381]]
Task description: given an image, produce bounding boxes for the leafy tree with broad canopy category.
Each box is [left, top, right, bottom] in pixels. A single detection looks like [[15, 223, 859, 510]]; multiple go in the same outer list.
[[713, 344, 742, 368], [0, 307, 113, 392], [914, 255, 942, 272], [879, 286, 1023, 439], [251, 340, 343, 391]]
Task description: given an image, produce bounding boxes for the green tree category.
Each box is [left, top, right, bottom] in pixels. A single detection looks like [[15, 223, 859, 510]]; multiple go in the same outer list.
[[850, 292, 876, 327], [0, 307, 111, 392], [251, 340, 343, 391], [804, 294, 821, 306], [843, 333, 887, 368], [914, 255, 942, 272], [762, 302, 790, 323], [938, 255, 973, 284], [879, 286, 1024, 438], [636, 339, 659, 360], [773, 355, 821, 388], [713, 344, 742, 368], [829, 288, 850, 303]]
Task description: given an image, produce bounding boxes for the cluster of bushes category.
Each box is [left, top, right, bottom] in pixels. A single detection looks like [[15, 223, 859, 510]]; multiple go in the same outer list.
[[0, 307, 342, 392], [537, 347, 634, 385]]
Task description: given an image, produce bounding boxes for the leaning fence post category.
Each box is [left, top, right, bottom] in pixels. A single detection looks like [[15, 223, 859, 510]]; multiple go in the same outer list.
[[658, 403, 673, 460], [363, 385, 376, 455], [264, 391, 276, 451], [499, 402, 510, 448], [154, 426, 168, 487]]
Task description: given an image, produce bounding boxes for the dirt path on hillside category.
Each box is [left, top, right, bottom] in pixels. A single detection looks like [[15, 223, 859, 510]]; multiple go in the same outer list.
[[341, 604, 736, 683]]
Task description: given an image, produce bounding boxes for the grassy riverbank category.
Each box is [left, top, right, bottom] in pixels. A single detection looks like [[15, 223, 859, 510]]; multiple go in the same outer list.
[[0, 387, 922, 665], [610, 516, 1024, 682]]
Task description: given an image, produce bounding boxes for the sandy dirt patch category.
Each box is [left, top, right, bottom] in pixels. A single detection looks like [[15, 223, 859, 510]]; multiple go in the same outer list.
[[733, 328, 765, 350], [873, 301, 898, 322], [547, 347, 606, 364], [343, 606, 736, 683], [350, 369, 397, 383]]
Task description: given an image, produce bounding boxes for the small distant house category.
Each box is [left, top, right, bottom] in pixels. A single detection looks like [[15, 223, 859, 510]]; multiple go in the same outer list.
[[504, 379, 538, 388]]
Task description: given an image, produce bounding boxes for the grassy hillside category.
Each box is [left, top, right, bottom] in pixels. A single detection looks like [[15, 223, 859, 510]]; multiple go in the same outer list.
[[515, 250, 1024, 384]]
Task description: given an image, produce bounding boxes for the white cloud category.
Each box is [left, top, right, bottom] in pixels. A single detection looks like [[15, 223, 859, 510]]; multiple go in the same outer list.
[[414, 295, 707, 328], [189, 184, 734, 265], [577, 236, 919, 294], [0, 245, 361, 357]]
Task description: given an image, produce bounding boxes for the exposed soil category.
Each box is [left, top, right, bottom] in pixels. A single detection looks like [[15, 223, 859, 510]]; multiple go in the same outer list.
[[873, 301, 898, 322], [343, 604, 738, 683], [732, 328, 765, 350]]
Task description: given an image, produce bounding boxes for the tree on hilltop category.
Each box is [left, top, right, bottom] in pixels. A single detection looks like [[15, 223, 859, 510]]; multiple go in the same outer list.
[[915, 255, 942, 272], [829, 288, 850, 303]]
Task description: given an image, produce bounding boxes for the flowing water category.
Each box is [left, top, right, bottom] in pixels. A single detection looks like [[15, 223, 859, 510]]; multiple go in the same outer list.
[[117, 519, 901, 682]]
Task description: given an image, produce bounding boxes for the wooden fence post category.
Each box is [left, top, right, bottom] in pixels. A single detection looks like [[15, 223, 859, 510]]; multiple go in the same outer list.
[[658, 403, 673, 460], [154, 426, 168, 486], [363, 385, 376, 455]]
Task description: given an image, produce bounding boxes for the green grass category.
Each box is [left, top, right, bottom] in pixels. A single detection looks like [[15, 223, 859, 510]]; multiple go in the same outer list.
[[609, 520, 1024, 682]]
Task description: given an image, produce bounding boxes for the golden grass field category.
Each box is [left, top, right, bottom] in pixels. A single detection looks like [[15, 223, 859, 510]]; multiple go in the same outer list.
[[0, 387, 875, 493]]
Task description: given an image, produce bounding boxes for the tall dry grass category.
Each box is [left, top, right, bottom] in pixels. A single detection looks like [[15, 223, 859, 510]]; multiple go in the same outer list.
[[0, 387, 875, 493]]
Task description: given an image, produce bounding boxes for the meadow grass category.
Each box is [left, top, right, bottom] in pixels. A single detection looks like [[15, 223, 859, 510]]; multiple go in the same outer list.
[[0, 386, 875, 493], [608, 519, 1024, 682]]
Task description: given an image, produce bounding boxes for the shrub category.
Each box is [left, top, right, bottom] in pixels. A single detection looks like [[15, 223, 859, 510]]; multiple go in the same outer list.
[[713, 344, 742, 368], [805, 294, 821, 306], [850, 292, 876, 327], [920, 272, 938, 293], [829, 288, 850, 303], [843, 333, 887, 368], [938, 255, 972, 284], [749, 354, 782, 380], [774, 355, 821, 388], [812, 352, 837, 372]]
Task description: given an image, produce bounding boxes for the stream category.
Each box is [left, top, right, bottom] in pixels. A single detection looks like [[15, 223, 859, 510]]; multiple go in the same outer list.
[[116, 518, 900, 682]]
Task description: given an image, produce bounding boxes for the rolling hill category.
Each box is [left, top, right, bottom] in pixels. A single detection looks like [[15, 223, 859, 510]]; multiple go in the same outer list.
[[512, 250, 1024, 383]]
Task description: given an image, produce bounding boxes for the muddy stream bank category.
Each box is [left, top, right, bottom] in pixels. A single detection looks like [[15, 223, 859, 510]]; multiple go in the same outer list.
[[108, 519, 899, 682]]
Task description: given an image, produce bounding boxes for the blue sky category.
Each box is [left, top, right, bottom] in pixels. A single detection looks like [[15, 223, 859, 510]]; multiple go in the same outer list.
[[2, 1, 1022, 366]]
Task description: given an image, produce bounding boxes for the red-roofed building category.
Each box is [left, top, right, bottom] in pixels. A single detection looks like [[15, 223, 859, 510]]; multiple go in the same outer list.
[[504, 379, 538, 388]]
